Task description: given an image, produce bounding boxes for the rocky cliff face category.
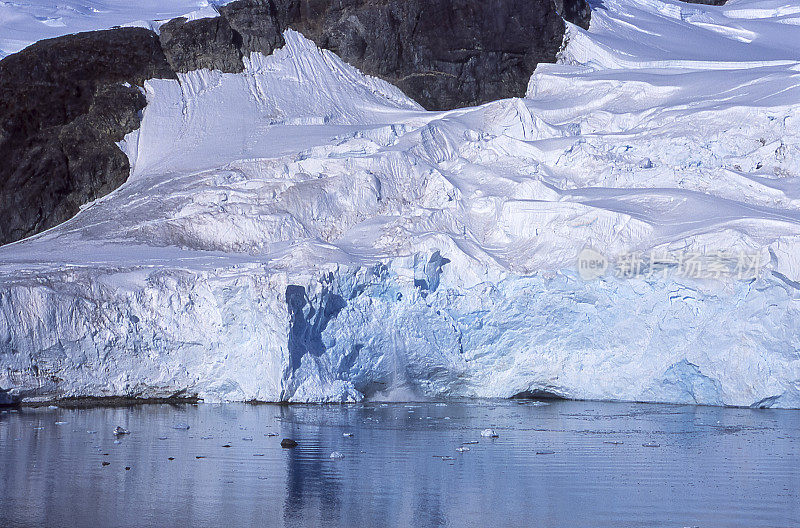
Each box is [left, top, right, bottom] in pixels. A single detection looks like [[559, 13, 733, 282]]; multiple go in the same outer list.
[[0, 29, 175, 245], [266, 0, 572, 111], [0, 0, 589, 245], [158, 0, 590, 109]]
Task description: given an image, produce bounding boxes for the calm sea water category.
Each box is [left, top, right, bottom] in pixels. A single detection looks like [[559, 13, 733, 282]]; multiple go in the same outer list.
[[0, 400, 798, 528]]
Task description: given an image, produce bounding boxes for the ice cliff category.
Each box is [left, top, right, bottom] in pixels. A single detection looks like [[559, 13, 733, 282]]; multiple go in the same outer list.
[[2, 0, 800, 407]]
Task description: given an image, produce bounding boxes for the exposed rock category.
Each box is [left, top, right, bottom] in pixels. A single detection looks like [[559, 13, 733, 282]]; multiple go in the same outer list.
[[0, 28, 175, 245], [159, 16, 245, 73], [266, 0, 572, 110], [159, 0, 584, 110], [553, 0, 591, 29], [280, 438, 299, 448], [510, 389, 566, 400], [219, 0, 286, 56]]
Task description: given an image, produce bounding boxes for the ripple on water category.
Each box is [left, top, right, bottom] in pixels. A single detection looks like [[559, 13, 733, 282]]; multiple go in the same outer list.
[[0, 400, 798, 528]]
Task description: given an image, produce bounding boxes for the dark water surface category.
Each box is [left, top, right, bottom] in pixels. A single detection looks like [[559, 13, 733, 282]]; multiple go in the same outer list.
[[1, 400, 798, 528]]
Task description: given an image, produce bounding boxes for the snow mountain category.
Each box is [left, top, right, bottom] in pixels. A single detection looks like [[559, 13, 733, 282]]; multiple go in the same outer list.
[[1, 0, 800, 407]]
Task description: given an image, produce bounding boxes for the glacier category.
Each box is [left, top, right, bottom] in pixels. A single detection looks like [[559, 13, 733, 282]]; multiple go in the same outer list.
[[2, 0, 800, 407]]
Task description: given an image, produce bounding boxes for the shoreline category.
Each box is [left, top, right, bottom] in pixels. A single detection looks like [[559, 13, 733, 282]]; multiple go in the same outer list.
[[7, 395, 799, 412]]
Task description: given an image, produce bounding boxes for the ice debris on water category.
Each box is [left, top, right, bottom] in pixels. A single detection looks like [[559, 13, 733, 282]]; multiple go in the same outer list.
[[456, 446, 470, 453], [480, 429, 498, 438], [172, 423, 190, 430], [330, 451, 345, 459], [343, 432, 353, 437], [113, 426, 129, 436]]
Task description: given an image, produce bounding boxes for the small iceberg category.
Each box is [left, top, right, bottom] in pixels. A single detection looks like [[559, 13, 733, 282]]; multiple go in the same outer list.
[[343, 432, 354, 437], [113, 426, 130, 436], [480, 429, 499, 438], [456, 446, 470, 453], [330, 451, 345, 459], [172, 423, 190, 430]]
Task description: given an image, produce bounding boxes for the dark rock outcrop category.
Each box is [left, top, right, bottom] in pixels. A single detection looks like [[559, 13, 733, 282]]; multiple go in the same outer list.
[[219, 0, 286, 56], [510, 389, 567, 400], [263, 0, 575, 110], [159, 16, 246, 73], [164, 0, 590, 110], [553, 0, 592, 29], [0, 0, 590, 245], [0, 28, 175, 244]]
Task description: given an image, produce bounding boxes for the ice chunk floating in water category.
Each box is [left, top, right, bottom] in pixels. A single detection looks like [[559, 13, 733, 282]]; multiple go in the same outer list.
[[2, 1, 800, 407]]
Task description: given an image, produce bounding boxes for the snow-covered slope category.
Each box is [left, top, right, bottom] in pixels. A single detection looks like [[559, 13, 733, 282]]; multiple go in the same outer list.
[[0, 0, 231, 58], [2, 0, 800, 407]]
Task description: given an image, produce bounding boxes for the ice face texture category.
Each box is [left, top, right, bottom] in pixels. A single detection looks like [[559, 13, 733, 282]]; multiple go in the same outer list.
[[1, 0, 800, 407]]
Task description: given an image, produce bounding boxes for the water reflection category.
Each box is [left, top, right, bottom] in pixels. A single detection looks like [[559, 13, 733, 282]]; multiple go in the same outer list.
[[0, 401, 798, 528]]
